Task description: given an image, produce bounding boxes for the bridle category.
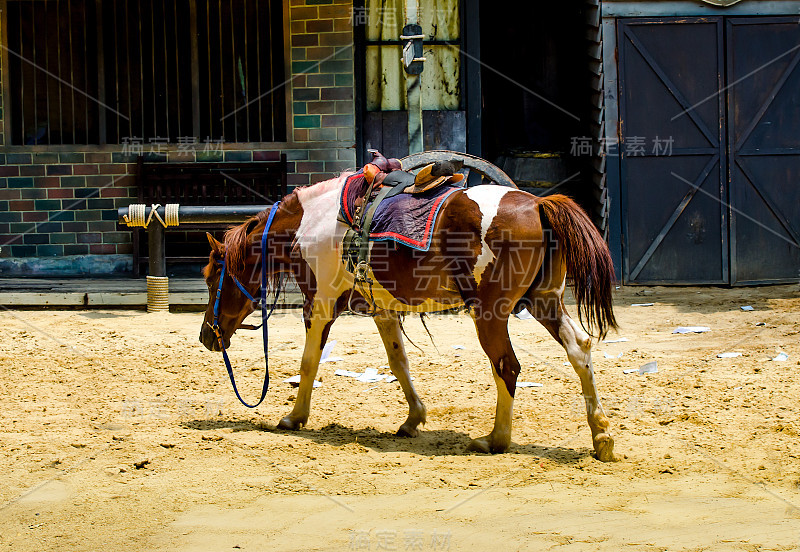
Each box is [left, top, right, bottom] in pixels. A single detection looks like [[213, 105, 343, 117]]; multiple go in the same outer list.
[[207, 201, 282, 408]]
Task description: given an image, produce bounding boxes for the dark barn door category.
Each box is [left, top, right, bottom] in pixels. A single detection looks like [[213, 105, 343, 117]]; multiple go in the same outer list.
[[618, 18, 728, 284], [728, 17, 800, 284], [619, 16, 800, 285]]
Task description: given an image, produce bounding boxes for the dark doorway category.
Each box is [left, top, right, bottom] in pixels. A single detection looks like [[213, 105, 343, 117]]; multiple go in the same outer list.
[[480, 1, 590, 195]]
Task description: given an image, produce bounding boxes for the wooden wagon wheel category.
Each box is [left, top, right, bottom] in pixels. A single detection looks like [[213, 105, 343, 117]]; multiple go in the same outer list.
[[399, 150, 517, 189]]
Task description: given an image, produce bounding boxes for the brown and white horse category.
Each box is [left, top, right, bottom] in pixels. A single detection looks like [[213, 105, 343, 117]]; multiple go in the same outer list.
[[200, 173, 619, 461]]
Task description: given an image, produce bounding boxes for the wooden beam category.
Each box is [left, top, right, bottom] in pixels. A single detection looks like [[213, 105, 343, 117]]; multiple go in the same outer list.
[[0, 0, 12, 145]]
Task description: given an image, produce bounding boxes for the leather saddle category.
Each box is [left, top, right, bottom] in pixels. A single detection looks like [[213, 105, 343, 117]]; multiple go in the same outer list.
[[342, 150, 465, 275]]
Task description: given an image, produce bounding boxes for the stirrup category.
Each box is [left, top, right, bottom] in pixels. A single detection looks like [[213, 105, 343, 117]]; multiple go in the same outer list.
[[353, 261, 373, 285]]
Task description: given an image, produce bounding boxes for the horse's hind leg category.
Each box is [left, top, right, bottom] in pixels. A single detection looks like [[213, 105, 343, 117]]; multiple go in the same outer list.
[[466, 315, 520, 454], [530, 287, 617, 462], [373, 310, 426, 437]]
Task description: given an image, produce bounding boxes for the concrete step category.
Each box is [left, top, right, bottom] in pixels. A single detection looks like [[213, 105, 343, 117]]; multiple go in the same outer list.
[[0, 278, 304, 308]]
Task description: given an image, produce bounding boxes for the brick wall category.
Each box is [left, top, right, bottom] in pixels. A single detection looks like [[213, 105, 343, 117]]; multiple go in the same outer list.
[[287, 0, 357, 187], [0, 152, 136, 259], [0, 0, 358, 275]]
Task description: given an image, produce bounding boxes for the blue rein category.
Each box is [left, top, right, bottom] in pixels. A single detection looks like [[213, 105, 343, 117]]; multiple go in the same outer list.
[[209, 201, 282, 408]]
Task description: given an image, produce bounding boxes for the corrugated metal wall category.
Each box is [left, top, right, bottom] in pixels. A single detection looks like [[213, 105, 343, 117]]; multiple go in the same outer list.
[[587, 0, 609, 237]]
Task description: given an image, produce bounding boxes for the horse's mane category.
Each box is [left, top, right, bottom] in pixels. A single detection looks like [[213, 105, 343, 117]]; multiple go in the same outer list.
[[220, 172, 352, 286]]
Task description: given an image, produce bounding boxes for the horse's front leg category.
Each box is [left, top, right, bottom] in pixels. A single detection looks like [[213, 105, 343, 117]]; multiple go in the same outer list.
[[373, 310, 426, 437], [277, 301, 335, 430]]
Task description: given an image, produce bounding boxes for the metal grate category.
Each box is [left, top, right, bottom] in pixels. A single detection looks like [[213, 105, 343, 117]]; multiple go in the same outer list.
[[102, 0, 194, 143], [6, 0, 286, 146], [7, 0, 100, 145], [196, 0, 286, 143]]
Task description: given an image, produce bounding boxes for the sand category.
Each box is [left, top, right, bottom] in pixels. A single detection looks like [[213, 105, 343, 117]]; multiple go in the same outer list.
[[1, 284, 799, 551]]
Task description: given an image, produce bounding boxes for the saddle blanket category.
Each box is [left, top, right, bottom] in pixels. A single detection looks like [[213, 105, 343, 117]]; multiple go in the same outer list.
[[339, 171, 461, 252]]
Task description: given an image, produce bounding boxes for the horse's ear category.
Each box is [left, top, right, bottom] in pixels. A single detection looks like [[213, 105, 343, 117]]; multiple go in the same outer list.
[[206, 232, 223, 254]]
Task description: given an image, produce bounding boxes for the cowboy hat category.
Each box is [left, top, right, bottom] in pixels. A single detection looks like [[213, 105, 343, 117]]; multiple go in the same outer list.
[[403, 161, 465, 194]]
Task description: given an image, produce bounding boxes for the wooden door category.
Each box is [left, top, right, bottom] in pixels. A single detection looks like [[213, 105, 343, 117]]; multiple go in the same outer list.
[[727, 17, 800, 284], [618, 18, 728, 284]]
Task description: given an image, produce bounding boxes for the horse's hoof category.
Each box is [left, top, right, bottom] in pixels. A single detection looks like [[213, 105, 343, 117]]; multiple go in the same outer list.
[[466, 437, 491, 454], [277, 416, 304, 431], [593, 433, 618, 462], [396, 424, 419, 438]]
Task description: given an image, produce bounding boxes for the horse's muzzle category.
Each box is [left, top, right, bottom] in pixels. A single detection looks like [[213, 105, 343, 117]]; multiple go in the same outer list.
[[200, 323, 229, 352]]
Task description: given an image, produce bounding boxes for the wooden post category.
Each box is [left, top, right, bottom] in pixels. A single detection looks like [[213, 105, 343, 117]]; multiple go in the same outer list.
[[147, 224, 166, 277], [406, 74, 422, 155], [404, 0, 423, 155]]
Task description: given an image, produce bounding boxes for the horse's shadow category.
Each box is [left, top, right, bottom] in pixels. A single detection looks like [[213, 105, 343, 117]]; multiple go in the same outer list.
[[180, 419, 592, 465]]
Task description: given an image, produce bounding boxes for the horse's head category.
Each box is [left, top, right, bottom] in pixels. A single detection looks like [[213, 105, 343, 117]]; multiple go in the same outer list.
[[199, 197, 304, 352], [199, 225, 262, 352]]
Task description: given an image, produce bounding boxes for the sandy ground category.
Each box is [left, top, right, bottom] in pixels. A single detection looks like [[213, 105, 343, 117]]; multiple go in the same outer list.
[[1, 284, 799, 551]]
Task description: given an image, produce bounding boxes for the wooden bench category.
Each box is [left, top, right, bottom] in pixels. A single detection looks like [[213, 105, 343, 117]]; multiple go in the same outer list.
[[132, 154, 288, 277]]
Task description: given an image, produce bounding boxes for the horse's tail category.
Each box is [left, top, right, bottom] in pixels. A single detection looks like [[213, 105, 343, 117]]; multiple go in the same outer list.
[[537, 194, 617, 339]]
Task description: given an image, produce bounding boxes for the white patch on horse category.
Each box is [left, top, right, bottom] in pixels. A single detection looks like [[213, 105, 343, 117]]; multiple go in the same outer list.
[[465, 186, 513, 285], [295, 174, 355, 305]]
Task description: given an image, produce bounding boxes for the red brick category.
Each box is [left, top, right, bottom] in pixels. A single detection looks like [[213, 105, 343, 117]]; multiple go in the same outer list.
[[290, 6, 317, 20], [253, 150, 281, 161], [307, 46, 335, 60], [309, 172, 335, 183], [113, 175, 136, 187], [48, 188, 74, 199], [10, 200, 35, 211], [290, 20, 305, 34], [85, 152, 112, 163], [34, 177, 62, 188], [318, 5, 351, 18], [98, 164, 129, 174], [89, 244, 116, 254], [287, 173, 309, 186], [295, 161, 325, 173], [0, 166, 20, 177], [115, 243, 133, 254], [168, 152, 194, 163], [23, 211, 48, 222], [0, 189, 21, 200], [291, 74, 307, 88], [19, 165, 45, 176], [73, 164, 100, 175], [292, 34, 319, 47], [321, 87, 353, 101], [294, 129, 309, 141], [100, 187, 133, 198], [333, 18, 353, 32], [318, 32, 352, 47], [307, 101, 336, 115], [307, 19, 334, 33]]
